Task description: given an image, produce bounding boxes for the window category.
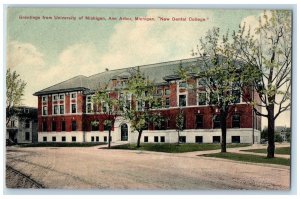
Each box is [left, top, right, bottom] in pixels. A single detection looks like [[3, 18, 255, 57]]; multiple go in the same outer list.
[[60, 105, 64, 114], [42, 121, 47, 132], [71, 93, 76, 99], [213, 136, 221, 143], [72, 121, 77, 131], [72, 136, 76, 142], [104, 136, 107, 142], [53, 105, 58, 115], [96, 136, 99, 142], [165, 98, 170, 108], [232, 136, 240, 143], [213, 115, 221, 129], [232, 114, 240, 128], [160, 136, 165, 143], [157, 89, 163, 96], [61, 121, 66, 131], [53, 94, 58, 101], [43, 137, 47, 142], [104, 122, 111, 131], [62, 136, 66, 142], [52, 121, 57, 131], [71, 104, 76, 113], [91, 121, 99, 131], [154, 136, 159, 143], [11, 120, 15, 128], [25, 132, 30, 141], [232, 90, 241, 103], [179, 81, 187, 88], [87, 104, 92, 113], [42, 96, 47, 102], [179, 136, 186, 143], [195, 136, 203, 143], [52, 136, 56, 142], [137, 100, 143, 111], [144, 136, 148, 143], [59, 94, 64, 100], [195, 115, 203, 129], [25, 120, 30, 128], [165, 88, 170, 96], [179, 95, 186, 107], [43, 106, 47, 115], [198, 93, 206, 105], [91, 136, 95, 142]]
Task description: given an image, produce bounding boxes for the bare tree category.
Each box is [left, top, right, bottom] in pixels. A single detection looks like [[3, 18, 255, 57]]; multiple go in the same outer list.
[[233, 10, 291, 158]]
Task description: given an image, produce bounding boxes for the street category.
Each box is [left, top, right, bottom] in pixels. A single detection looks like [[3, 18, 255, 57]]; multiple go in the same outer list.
[[6, 145, 290, 190]]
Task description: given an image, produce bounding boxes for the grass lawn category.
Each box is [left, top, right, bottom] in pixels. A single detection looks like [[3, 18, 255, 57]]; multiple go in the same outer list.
[[202, 152, 290, 166], [241, 147, 290, 155], [109, 143, 251, 153], [19, 142, 106, 147]]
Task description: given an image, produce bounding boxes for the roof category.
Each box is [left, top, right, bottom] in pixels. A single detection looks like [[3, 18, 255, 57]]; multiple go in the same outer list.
[[33, 57, 202, 96]]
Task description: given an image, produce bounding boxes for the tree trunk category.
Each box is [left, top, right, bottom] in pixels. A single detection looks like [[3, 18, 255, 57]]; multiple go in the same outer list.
[[108, 130, 111, 148], [220, 110, 227, 153], [267, 104, 275, 158], [137, 130, 142, 148], [177, 130, 180, 145]]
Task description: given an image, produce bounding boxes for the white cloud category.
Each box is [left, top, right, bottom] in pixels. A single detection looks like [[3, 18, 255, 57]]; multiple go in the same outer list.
[[7, 41, 45, 68], [99, 9, 215, 69]]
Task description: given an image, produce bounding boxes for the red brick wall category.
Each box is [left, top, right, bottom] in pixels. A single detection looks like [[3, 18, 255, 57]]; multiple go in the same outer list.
[[170, 82, 177, 107]]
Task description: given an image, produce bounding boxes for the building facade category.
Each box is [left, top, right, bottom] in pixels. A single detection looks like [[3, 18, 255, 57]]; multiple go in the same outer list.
[[33, 58, 261, 144], [6, 106, 38, 144]]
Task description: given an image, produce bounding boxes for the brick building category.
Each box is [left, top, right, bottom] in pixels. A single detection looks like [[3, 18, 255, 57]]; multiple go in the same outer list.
[[33, 58, 261, 144]]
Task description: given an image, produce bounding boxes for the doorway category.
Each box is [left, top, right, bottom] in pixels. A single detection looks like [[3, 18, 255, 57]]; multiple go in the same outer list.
[[121, 123, 128, 141]]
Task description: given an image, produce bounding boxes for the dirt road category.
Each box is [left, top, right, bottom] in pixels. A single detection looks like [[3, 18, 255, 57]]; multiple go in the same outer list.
[[5, 146, 290, 190]]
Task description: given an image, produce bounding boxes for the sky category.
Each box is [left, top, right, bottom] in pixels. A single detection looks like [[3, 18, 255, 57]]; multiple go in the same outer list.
[[5, 7, 291, 128]]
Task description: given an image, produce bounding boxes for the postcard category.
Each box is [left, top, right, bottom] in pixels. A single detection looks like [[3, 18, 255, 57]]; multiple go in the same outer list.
[[5, 6, 292, 191]]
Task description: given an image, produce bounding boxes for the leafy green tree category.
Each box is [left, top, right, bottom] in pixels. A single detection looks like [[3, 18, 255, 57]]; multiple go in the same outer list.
[[233, 10, 291, 158], [185, 27, 242, 152], [93, 86, 120, 148], [122, 67, 162, 148], [6, 68, 26, 127]]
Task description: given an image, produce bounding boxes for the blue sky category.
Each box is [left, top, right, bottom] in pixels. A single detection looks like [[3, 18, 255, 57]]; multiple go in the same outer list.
[[6, 7, 290, 127]]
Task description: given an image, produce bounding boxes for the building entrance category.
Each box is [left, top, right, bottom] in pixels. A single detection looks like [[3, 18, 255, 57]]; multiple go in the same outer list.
[[121, 123, 128, 141]]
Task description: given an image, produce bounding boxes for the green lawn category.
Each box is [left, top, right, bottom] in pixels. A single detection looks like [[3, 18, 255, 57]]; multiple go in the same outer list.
[[241, 147, 290, 155], [19, 142, 106, 147], [109, 143, 251, 153], [202, 152, 290, 166]]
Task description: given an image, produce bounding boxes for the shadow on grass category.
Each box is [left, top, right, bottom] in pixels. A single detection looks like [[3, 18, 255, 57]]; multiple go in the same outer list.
[[201, 152, 290, 166]]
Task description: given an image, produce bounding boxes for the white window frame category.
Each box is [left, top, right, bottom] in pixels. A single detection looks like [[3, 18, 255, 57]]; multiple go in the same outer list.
[[42, 106, 48, 116], [42, 95, 48, 102], [86, 95, 93, 113], [70, 92, 77, 114]]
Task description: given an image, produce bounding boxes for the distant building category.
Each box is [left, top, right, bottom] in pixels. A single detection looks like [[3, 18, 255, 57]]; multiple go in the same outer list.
[[33, 58, 261, 144], [6, 106, 38, 144]]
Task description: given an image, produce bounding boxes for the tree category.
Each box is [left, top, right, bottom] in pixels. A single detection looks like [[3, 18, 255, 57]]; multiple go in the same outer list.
[[182, 27, 242, 152], [122, 67, 161, 148], [175, 108, 184, 145], [233, 10, 291, 158], [6, 68, 26, 127], [92, 88, 120, 148]]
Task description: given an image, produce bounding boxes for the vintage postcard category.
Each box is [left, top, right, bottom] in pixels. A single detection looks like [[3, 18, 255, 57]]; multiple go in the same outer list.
[[5, 6, 292, 191]]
